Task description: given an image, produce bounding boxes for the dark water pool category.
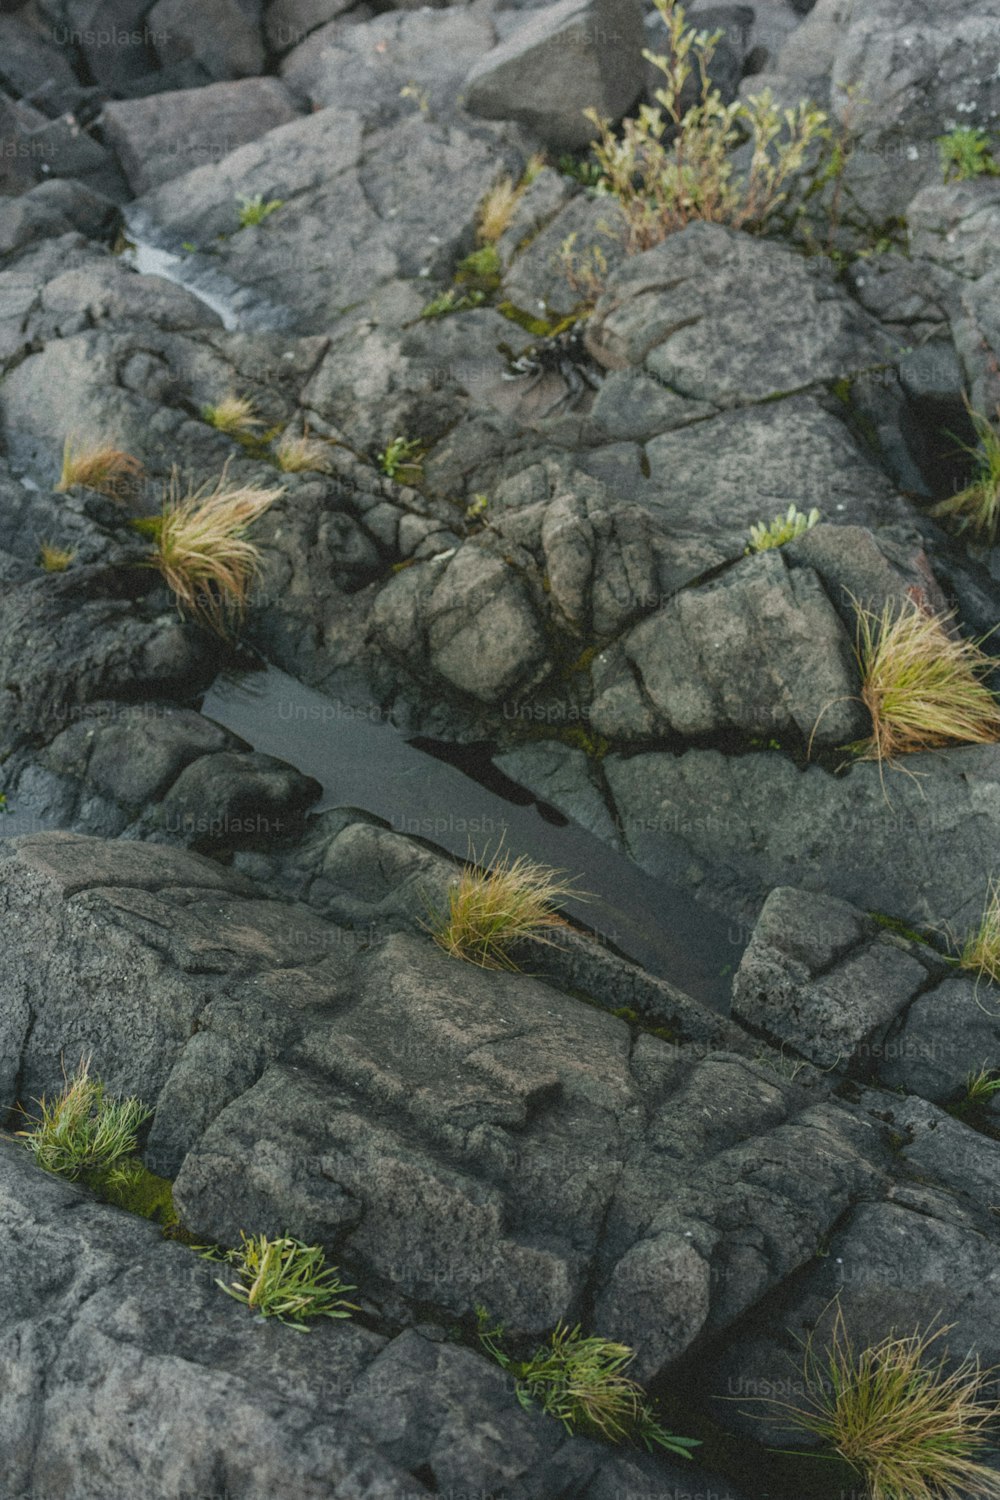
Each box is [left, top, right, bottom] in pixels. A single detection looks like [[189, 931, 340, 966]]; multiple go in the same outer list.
[[200, 664, 740, 1009]]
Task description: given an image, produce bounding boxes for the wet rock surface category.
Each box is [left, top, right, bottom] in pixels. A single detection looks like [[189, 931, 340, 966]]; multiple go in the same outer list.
[[3, 0, 1000, 1495]]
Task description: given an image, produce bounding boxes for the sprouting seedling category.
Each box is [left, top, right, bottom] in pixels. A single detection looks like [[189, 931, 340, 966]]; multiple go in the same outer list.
[[377, 436, 425, 480], [746, 505, 820, 553], [236, 193, 284, 228]]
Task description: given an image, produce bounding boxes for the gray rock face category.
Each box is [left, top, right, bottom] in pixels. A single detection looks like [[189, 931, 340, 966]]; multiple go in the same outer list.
[[732, 886, 940, 1070], [148, 0, 266, 80], [282, 5, 497, 126], [585, 222, 898, 404], [463, 0, 647, 148], [0, 830, 891, 1390], [101, 77, 300, 194], [592, 550, 866, 746]]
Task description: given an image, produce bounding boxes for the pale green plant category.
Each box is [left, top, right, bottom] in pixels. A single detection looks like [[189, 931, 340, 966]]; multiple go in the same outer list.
[[38, 541, 75, 572], [215, 1233, 358, 1331], [201, 395, 263, 437], [236, 193, 283, 228], [584, 0, 829, 253], [17, 1058, 151, 1180], [959, 880, 1000, 986], [747, 504, 820, 552], [938, 127, 998, 183], [964, 1064, 1000, 1104], [377, 436, 424, 480]]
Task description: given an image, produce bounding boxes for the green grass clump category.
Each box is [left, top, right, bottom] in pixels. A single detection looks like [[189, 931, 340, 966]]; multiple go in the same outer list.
[[454, 244, 502, 292], [377, 436, 424, 482], [964, 1064, 1000, 1105], [56, 437, 142, 500], [38, 541, 75, 572], [141, 467, 284, 637], [747, 504, 820, 552], [958, 879, 1000, 985], [427, 847, 579, 971], [17, 1058, 150, 1180], [585, 0, 829, 252], [213, 1233, 358, 1331], [930, 404, 1000, 543], [938, 127, 998, 183], [765, 1306, 1000, 1500], [852, 599, 1000, 765], [476, 1308, 699, 1457], [235, 193, 283, 228]]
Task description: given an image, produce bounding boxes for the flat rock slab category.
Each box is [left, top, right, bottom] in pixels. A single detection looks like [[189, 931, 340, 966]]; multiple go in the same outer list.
[[0, 831, 893, 1384]]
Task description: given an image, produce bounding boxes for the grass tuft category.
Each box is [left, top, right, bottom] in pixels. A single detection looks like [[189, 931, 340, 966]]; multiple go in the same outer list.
[[272, 431, 335, 474], [56, 438, 142, 500], [958, 879, 1000, 986], [964, 1063, 1000, 1104], [930, 403, 1000, 543], [476, 1308, 699, 1457], [852, 598, 1000, 766], [764, 1306, 1000, 1500], [938, 127, 998, 183], [213, 1233, 358, 1331], [427, 846, 580, 971], [17, 1057, 150, 1180], [142, 467, 283, 636], [201, 395, 264, 437], [38, 541, 75, 572], [747, 504, 820, 552], [477, 174, 521, 243]]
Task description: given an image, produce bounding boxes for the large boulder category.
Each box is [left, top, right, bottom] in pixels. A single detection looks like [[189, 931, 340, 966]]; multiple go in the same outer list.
[[462, 0, 647, 149]]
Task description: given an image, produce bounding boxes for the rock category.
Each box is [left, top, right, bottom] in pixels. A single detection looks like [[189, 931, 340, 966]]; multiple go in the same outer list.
[[265, 0, 357, 54], [494, 741, 622, 846], [591, 549, 867, 746], [501, 190, 631, 321], [372, 538, 552, 704], [148, 0, 266, 80], [0, 13, 85, 116], [462, 0, 647, 150], [732, 886, 938, 1070], [281, 5, 496, 126], [101, 78, 300, 195], [157, 749, 321, 848], [604, 743, 1000, 932], [0, 568, 220, 759], [585, 221, 898, 404], [881, 975, 1000, 1103]]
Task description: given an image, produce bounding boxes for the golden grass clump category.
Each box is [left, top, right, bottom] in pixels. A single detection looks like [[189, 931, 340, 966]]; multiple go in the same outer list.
[[767, 1307, 1000, 1500], [854, 598, 1000, 765], [146, 468, 284, 636], [959, 878, 1000, 985], [428, 847, 580, 970], [273, 432, 335, 474], [201, 395, 264, 437], [38, 542, 75, 572], [56, 437, 142, 499], [477, 174, 521, 243]]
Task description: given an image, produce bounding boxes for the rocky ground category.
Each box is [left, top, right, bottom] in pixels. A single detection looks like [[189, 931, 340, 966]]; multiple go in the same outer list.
[[3, 1, 1000, 1497]]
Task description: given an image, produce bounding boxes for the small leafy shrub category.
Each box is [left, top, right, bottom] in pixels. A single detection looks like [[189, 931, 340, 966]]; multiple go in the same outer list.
[[958, 879, 1000, 986], [428, 847, 578, 971], [377, 436, 425, 482], [851, 599, 1000, 765], [236, 193, 283, 228], [56, 438, 142, 500], [584, 0, 829, 252], [17, 1058, 150, 1180], [764, 1305, 1000, 1500], [938, 127, 998, 183], [273, 431, 334, 474], [558, 230, 611, 304], [141, 468, 283, 636], [930, 403, 1000, 543], [213, 1233, 357, 1331], [747, 504, 820, 552], [38, 541, 75, 572], [201, 394, 263, 437], [476, 1308, 699, 1457]]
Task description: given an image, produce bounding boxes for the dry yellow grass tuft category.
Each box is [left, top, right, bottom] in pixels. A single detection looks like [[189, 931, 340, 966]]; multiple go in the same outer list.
[[201, 395, 264, 437], [273, 432, 335, 474], [146, 468, 283, 636], [56, 438, 142, 500], [38, 542, 75, 572], [427, 846, 581, 970]]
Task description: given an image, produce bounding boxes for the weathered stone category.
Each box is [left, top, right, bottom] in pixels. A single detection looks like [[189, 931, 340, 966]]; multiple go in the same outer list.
[[463, 0, 646, 149]]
